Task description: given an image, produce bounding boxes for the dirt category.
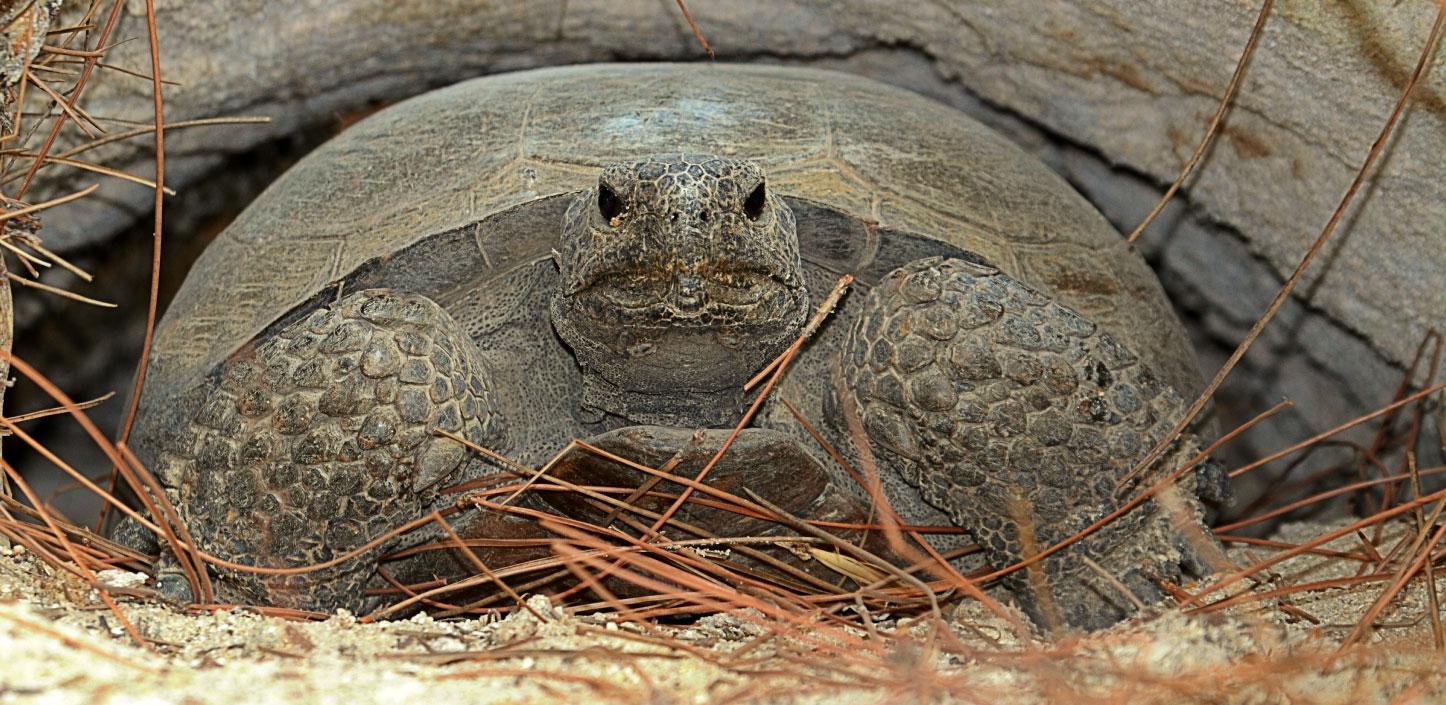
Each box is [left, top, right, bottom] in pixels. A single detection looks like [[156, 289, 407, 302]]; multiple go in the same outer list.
[[1, 520, 1443, 704]]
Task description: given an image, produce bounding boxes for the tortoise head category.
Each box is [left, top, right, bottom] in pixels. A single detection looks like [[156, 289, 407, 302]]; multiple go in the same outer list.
[[550, 154, 810, 425]]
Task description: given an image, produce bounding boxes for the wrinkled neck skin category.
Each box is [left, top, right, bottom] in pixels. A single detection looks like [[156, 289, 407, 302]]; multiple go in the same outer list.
[[549, 154, 810, 428], [576, 371, 756, 429]]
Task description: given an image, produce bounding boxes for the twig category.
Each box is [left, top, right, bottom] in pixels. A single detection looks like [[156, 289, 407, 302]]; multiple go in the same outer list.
[[653, 275, 851, 534]]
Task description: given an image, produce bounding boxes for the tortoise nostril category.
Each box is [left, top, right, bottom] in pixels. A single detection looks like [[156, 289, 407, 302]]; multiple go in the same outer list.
[[699, 210, 709, 222]]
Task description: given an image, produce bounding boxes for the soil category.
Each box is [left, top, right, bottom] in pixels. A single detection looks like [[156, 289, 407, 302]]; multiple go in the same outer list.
[[1, 521, 1443, 705]]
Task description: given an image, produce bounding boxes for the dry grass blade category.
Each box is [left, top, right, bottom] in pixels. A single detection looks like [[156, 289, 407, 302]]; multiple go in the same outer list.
[[743, 488, 943, 620], [541, 520, 889, 662], [806, 381, 1036, 639]]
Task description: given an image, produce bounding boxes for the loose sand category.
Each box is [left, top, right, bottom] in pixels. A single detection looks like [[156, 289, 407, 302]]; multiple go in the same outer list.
[[2, 521, 1443, 704]]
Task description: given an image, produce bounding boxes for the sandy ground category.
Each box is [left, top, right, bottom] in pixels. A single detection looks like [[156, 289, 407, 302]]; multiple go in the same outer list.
[[1, 521, 1444, 705]]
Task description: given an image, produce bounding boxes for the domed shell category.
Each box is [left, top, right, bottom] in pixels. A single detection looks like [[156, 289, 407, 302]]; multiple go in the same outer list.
[[146, 63, 1199, 407]]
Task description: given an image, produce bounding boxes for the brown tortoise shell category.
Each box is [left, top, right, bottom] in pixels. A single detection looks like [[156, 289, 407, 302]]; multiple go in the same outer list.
[[142, 63, 1199, 407], [129, 64, 1211, 620]]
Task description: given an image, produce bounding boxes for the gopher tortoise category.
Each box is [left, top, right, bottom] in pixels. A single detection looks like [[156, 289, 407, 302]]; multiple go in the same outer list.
[[123, 63, 1226, 633]]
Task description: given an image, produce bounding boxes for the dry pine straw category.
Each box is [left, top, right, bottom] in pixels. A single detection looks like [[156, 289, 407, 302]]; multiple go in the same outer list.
[[0, 518, 1444, 705]]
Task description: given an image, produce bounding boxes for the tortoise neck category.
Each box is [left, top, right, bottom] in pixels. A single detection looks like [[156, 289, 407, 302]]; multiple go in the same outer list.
[[578, 373, 748, 429]]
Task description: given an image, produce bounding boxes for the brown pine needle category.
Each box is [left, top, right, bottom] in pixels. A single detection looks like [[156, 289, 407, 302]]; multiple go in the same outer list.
[[28, 155, 175, 195], [0, 391, 114, 431], [0, 238, 47, 275], [108, 0, 173, 532], [14, 0, 124, 199], [0, 610, 159, 673], [1230, 383, 1446, 478], [1183, 489, 1446, 609], [672, 0, 715, 61], [433, 513, 544, 622], [4, 270, 115, 307], [1341, 500, 1446, 647], [91, 60, 183, 85], [647, 274, 852, 536], [0, 457, 153, 651], [1217, 464, 1446, 534], [982, 399, 1288, 585], [1407, 452, 1444, 650], [16, 234, 95, 282], [25, 73, 102, 138], [53, 116, 271, 161], [1117, 3, 1446, 491], [1126, 0, 1273, 244], [39, 38, 133, 58], [0, 183, 99, 223]]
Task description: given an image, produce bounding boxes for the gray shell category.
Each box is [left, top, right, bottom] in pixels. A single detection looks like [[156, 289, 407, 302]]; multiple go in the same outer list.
[[141, 64, 1200, 431]]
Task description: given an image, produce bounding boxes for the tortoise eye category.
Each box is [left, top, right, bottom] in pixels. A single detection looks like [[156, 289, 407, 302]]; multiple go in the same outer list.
[[743, 180, 766, 221], [597, 182, 624, 221]]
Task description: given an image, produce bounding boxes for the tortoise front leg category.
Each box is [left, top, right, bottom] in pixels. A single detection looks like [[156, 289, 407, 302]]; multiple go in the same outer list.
[[141, 289, 507, 613], [839, 256, 1226, 634]]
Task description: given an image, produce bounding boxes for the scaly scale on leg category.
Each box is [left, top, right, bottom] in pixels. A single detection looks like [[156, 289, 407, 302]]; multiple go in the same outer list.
[[147, 289, 506, 611], [842, 256, 1224, 633]]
